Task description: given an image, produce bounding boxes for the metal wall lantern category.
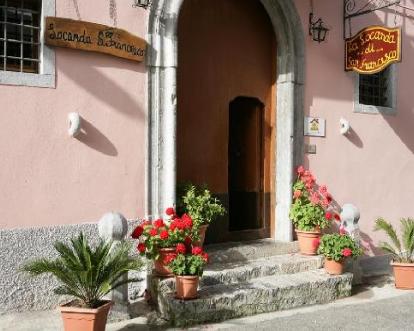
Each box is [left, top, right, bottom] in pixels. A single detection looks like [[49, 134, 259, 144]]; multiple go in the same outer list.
[[309, 13, 329, 43], [133, 0, 152, 9]]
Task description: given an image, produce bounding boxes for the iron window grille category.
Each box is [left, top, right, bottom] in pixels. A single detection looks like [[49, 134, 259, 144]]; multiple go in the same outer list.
[[0, 0, 41, 74], [359, 67, 391, 107]]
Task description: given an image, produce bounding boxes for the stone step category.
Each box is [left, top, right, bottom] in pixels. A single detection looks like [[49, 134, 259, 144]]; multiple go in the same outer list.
[[204, 239, 299, 264], [155, 254, 324, 292], [158, 270, 353, 327]]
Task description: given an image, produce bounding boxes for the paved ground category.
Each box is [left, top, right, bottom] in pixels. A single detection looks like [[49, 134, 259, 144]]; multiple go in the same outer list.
[[1, 278, 413, 331]]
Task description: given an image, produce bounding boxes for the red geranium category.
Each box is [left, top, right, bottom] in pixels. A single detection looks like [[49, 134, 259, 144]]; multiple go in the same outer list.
[[202, 252, 209, 262], [163, 253, 177, 264], [154, 218, 165, 228], [181, 213, 193, 229], [149, 228, 158, 237], [325, 212, 332, 221], [297, 165, 305, 176], [342, 248, 352, 257], [192, 246, 203, 255], [131, 225, 144, 239], [159, 230, 169, 240], [176, 243, 186, 254], [334, 214, 341, 222], [165, 207, 175, 216], [137, 243, 146, 254]]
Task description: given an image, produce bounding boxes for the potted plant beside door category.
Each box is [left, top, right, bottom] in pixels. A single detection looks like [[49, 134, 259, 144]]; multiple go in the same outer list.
[[317, 233, 363, 275], [178, 183, 226, 246], [21, 232, 143, 331], [289, 166, 338, 255], [167, 245, 209, 300], [374, 217, 414, 289]]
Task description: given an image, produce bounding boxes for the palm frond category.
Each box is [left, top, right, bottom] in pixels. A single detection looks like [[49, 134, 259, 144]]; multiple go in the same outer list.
[[401, 218, 414, 258], [378, 242, 401, 261], [374, 218, 402, 254], [21, 232, 143, 308]]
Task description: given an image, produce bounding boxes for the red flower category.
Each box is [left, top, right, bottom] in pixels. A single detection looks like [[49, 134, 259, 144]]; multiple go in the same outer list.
[[326, 194, 333, 203], [181, 213, 193, 229], [149, 228, 158, 237], [163, 253, 177, 264], [159, 230, 169, 240], [334, 214, 341, 222], [165, 207, 175, 216], [321, 198, 330, 208], [154, 218, 165, 228], [192, 246, 203, 255], [325, 212, 333, 221], [312, 238, 320, 248], [319, 185, 328, 195], [184, 236, 192, 246], [131, 226, 144, 239], [297, 165, 305, 176], [202, 252, 209, 262], [310, 192, 320, 205], [342, 248, 352, 257], [176, 243, 186, 254], [293, 190, 302, 199], [137, 243, 146, 253]]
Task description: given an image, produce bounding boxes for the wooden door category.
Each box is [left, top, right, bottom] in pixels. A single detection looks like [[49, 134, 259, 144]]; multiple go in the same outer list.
[[177, 0, 276, 243]]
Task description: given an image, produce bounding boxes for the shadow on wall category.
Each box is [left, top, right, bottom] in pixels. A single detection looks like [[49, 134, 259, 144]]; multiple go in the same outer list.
[[57, 49, 147, 120], [76, 118, 118, 156]]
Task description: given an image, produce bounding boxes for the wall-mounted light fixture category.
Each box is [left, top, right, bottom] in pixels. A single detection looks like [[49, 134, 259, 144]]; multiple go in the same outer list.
[[309, 12, 329, 43], [133, 0, 151, 9]]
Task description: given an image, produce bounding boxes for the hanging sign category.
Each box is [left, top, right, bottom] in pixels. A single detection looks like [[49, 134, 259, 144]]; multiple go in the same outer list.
[[45, 17, 146, 62], [345, 26, 401, 74]]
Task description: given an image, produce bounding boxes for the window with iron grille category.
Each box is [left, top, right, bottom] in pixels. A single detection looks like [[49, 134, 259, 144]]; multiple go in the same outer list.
[[359, 67, 391, 107], [0, 0, 41, 74], [354, 65, 396, 115]]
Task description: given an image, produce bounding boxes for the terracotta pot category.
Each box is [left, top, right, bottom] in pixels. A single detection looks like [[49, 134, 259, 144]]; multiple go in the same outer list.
[[193, 224, 209, 247], [175, 275, 199, 300], [295, 229, 321, 255], [391, 261, 414, 289], [154, 247, 176, 277], [59, 300, 112, 331], [324, 258, 345, 275]]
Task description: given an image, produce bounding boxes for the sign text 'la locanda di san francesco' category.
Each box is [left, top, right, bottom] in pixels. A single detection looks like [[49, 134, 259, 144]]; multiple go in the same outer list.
[[45, 17, 146, 62], [345, 26, 401, 74]]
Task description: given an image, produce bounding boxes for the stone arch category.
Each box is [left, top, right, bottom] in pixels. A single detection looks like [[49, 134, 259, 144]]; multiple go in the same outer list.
[[146, 0, 305, 241]]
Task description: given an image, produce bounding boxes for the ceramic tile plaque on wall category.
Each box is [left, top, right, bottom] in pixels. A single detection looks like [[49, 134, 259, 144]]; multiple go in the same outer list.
[[304, 117, 326, 137]]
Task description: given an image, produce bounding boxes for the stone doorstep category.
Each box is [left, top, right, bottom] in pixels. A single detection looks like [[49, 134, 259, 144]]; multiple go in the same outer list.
[[204, 239, 299, 264], [160, 270, 353, 327]]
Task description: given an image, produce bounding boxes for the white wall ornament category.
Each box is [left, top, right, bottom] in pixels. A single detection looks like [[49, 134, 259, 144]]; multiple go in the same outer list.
[[340, 118, 351, 135], [68, 112, 82, 137]]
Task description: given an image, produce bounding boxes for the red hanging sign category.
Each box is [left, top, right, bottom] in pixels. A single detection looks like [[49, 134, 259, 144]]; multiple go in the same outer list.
[[345, 26, 401, 74]]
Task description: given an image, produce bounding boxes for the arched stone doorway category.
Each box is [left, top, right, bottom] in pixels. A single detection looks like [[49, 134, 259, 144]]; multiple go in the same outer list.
[[147, 0, 305, 242]]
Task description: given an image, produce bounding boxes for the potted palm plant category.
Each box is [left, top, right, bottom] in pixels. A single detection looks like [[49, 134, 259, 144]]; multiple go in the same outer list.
[[317, 233, 363, 275], [21, 232, 143, 331], [167, 245, 208, 300], [374, 217, 414, 289], [131, 212, 194, 277], [177, 183, 226, 246], [289, 166, 339, 255]]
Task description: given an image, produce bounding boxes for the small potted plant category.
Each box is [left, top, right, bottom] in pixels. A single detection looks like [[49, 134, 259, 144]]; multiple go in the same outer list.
[[317, 233, 363, 275], [131, 211, 193, 277], [21, 232, 143, 331], [289, 166, 339, 255], [178, 183, 226, 246], [167, 245, 208, 300], [374, 217, 414, 289]]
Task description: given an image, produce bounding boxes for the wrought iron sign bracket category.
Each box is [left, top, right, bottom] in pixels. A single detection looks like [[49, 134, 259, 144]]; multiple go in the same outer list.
[[344, 0, 401, 39]]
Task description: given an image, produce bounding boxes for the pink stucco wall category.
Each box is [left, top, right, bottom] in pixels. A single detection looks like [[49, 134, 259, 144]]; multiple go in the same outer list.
[[294, 0, 414, 254], [0, 2, 149, 228]]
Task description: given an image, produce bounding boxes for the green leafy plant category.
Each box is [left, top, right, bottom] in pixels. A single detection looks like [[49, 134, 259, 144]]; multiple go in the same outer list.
[[21, 232, 143, 308], [167, 246, 208, 276], [289, 166, 339, 231], [179, 183, 226, 229], [317, 233, 363, 262], [374, 217, 414, 263]]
